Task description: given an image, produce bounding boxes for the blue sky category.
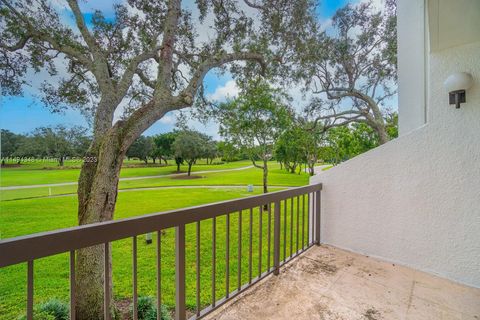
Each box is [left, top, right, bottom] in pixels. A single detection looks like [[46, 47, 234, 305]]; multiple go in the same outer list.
[[0, 0, 356, 136]]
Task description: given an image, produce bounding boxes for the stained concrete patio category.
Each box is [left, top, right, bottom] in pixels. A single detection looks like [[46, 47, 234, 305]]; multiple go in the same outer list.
[[205, 245, 480, 320]]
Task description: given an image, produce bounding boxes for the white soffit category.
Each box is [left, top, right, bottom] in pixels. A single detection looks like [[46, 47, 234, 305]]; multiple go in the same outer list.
[[428, 0, 480, 52]]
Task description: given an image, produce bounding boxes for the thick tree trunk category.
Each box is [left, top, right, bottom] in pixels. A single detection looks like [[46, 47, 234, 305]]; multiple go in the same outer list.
[[59, 156, 64, 166], [75, 127, 125, 320], [377, 125, 389, 145], [262, 160, 268, 194], [368, 100, 389, 145], [290, 163, 296, 174], [187, 162, 193, 176]]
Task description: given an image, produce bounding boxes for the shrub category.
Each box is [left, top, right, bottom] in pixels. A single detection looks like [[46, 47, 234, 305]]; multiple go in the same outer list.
[[19, 299, 123, 320], [18, 299, 68, 320], [131, 296, 171, 320], [37, 300, 69, 320]]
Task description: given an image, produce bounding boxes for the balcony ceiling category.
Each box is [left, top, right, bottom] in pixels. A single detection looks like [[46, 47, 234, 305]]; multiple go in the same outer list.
[[429, 0, 480, 52]]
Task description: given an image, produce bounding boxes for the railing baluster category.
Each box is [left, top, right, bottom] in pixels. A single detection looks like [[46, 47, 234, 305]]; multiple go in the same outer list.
[[307, 193, 311, 245], [237, 210, 242, 291], [302, 194, 305, 250], [258, 206, 262, 277], [283, 199, 287, 261], [133, 236, 138, 320], [267, 204, 271, 271], [290, 198, 294, 257], [315, 190, 321, 245], [212, 217, 216, 307], [27, 260, 33, 320], [273, 201, 281, 275], [196, 221, 201, 316], [157, 231, 162, 320], [104, 243, 110, 320], [70, 251, 76, 320], [175, 225, 186, 320], [226, 213, 230, 298], [248, 208, 253, 284], [1, 185, 323, 320], [296, 196, 300, 253]]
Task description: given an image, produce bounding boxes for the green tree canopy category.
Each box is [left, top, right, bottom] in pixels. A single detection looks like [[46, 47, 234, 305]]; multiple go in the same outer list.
[[126, 136, 154, 164], [217, 80, 293, 192], [172, 130, 212, 176], [0, 129, 23, 159], [275, 126, 305, 174], [301, 1, 397, 144]]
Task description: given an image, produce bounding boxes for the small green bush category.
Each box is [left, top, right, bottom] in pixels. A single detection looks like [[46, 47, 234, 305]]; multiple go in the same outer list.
[[130, 296, 171, 320], [37, 300, 69, 320], [18, 299, 68, 320]]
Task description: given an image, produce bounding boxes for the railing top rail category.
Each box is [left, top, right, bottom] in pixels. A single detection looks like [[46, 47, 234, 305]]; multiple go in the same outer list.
[[0, 183, 321, 268]]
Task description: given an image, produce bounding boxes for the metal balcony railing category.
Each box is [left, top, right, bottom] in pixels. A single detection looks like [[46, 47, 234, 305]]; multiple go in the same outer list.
[[0, 183, 322, 320]]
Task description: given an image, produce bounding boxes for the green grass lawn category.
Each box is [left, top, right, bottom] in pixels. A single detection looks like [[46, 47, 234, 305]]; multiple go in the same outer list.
[[0, 162, 309, 201], [0, 159, 252, 187], [0, 161, 313, 319]]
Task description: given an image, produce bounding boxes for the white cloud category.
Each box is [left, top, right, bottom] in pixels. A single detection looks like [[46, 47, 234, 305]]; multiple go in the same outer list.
[[319, 18, 333, 32], [207, 80, 240, 102], [285, 84, 314, 113], [158, 114, 176, 125]]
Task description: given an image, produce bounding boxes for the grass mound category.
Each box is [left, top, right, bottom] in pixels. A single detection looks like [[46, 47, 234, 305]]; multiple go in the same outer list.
[[170, 175, 204, 180]]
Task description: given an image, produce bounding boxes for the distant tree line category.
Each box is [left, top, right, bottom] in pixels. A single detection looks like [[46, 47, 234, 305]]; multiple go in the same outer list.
[[1, 127, 246, 173], [126, 129, 254, 175], [1, 109, 397, 176], [1, 126, 91, 166]]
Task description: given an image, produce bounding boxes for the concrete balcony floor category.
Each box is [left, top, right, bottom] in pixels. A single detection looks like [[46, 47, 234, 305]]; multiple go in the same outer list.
[[205, 245, 480, 320]]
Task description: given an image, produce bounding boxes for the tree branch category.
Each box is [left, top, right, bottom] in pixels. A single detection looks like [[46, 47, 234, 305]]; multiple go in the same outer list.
[[251, 157, 264, 169], [177, 51, 266, 106], [0, 35, 31, 51], [0, 0, 93, 68], [323, 115, 367, 130], [135, 68, 156, 89], [244, 0, 265, 10], [66, 0, 99, 51], [121, 50, 265, 152], [156, 0, 181, 93], [116, 47, 161, 97]]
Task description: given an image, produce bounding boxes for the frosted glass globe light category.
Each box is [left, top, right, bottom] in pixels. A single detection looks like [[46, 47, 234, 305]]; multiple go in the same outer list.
[[443, 72, 473, 108], [444, 72, 473, 92]]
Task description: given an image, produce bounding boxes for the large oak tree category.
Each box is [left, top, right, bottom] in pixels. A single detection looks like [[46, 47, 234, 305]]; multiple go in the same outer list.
[[0, 0, 316, 318], [301, 0, 397, 144]]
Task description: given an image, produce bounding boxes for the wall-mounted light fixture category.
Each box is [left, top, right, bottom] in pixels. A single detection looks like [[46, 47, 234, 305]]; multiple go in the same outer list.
[[444, 72, 473, 109]]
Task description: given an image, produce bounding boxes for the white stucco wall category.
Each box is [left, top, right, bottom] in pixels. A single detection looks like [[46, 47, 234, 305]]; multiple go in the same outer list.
[[311, 41, 480, 287]]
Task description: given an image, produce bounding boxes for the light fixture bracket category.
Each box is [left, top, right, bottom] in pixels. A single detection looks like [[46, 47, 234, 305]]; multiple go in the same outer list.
[[448, 90, 466, 109]]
